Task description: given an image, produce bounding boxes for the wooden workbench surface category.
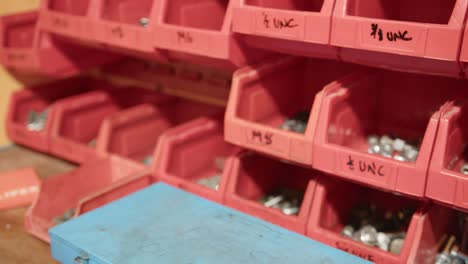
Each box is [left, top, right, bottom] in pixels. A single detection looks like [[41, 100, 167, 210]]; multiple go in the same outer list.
[[0, 145, 75, 264]]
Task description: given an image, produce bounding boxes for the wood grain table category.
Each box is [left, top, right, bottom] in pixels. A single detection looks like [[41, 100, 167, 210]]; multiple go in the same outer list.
[[0, 145, 75, 264]]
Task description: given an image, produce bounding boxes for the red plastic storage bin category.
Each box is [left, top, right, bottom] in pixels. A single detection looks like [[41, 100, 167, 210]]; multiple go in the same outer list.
[[95, 100, 223, 166], [48, 90, 134, 164], [0, 11, 119, 76], [426, 102, 468, 213], [24, 156, 147, 242], [332, 0, 468, 77], [224, 152, 317, 234], [154, 0, 268, 69], [6, 77, 110, 153], [225, 57, 356, 166], [307, 177, 456, 264], [39, 0, 94, 40], [313, 69, 468, 198], [154, 117, 239, 203], [101, 58, 233, 106], [231, 0, 339, 60]]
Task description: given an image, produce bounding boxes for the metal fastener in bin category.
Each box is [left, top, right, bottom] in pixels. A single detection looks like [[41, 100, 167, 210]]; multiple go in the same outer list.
[[258, 188, 304, 216], [26, 109, 49, 132], [367, 134, 420, 162], [279, 111, 310, 134], [196, 157, 226, 190]]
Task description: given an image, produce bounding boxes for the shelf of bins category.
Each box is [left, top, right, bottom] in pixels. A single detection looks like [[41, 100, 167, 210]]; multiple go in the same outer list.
[[39, 0, 269, 69], [307, 177, 457, 264], [224, 152, 317, 234], [6, 77, 111, 153], [231, 0, 340, 59], [25, 155, 149, 242], [99, 58, 233, 107], [154, 117, 239, 203], [225, 56, 358, 166], [0, 11, 119, 76], [426, 101, 468, 213], [313, 69, 468, 198], [331, 0, 468, 77]]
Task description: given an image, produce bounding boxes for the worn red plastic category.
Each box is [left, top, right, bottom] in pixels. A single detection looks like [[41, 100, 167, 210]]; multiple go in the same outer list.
[[313, 69, 468, 198], [48, 90, 132, 164], [154, 0, 268, 69], [307, 177, 454, 264], [6, 77, 113, 153], [0, 11, 119, 76], [225, 57, 356, 166], [0, 168, 41, 211], [154, 117, 239, 203], [224, 152, 317, 234], [101, 58, 233, 106], [460, 25, 468, 78], [426, 102, 468, 212], [332, 0, 468, 77], [96, 100, 223, 166], [39, 0, 94, 40], [24, 156, 147, 242], [231, 0, 339, 60]]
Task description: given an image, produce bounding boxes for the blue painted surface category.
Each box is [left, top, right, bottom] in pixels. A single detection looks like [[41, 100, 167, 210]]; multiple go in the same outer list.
[[50, 183, 371, 264]]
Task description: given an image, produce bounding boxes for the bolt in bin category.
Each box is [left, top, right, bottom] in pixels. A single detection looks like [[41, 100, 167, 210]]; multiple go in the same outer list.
[[24, 155, 147, 242], [426, 102, 468, 213], [96, 99, 223, 166], [225, 57, 357, 166], [154, 117, 239, 203], [231, 0, 339, 60], [40, 0, 94, 40], [307, 177, 457, 264], [48, 90, 136, 164], [6, 77, 113, 153], [0, 11, 120, 76], [154, 0, 268, 70], [313, 69, 468, 198], [224, 152, 317, 234], [332, 0, 468, 77], [102, 58, 232, 106]]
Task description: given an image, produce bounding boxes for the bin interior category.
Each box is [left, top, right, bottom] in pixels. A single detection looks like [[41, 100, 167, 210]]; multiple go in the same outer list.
[[164, 0, 229, 30], [245, 0, 324, 12], [101, 0, 154, 25]]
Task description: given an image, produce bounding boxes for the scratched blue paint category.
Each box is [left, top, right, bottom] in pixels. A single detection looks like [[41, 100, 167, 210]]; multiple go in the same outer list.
[[50, 183, 371, 264]]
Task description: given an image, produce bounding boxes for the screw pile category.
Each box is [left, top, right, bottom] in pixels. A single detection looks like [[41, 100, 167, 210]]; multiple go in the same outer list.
[[367, 134, 420, 162], [279, 111, 310, 134], [341, 203, 415, 255], [258, 188, 304, 216], [435, 214, 468, 264], [26, 109, 49, 132], [196, 156, 226, 190]]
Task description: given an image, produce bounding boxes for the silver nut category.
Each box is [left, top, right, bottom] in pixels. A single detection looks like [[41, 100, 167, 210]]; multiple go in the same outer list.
[[368, 144, 381, 154], [282, 206, 299, 216], [393, 138, 406, 152], [389, 237, 405, 255], [376, 232, 390, 251], [460, 164, 468, 175], [341, 225, 354, 238], [380, 135, 393, 146], [368, 135, 379, 146], [434, 253, 452, 264], [139, 17, 149, 27], [358, 225, 378, 246], [393, 154, 407, 162]]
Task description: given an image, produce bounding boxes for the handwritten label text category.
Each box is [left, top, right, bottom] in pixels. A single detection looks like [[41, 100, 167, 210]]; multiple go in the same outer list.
[[370, 23, 412, 42]]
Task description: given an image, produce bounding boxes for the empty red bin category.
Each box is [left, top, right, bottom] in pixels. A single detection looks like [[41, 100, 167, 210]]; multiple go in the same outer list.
[[48, 90, 134, 164], [0, 11, 120, 76], [154, 0, 268, 70], [307, 177, 455, 264], [313, 69, 468, 198], [40, 0, 94, 40], [224, 152, 317, 234], [95, 100, 223, 166], [426, 102, 468, 213], [6, 77, 115, 153], [154, 117, 240, 203], [24, 156, 148, 242], [225, 57, 357, 167], [332, 0, 468, 77], [231, 0, 339, 60]]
